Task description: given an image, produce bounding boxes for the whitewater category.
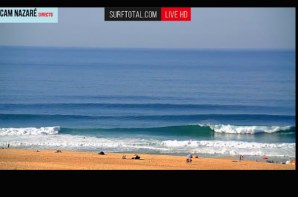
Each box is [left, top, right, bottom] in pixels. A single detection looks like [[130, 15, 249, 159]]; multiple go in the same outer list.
[[0, 125, 295, 158]]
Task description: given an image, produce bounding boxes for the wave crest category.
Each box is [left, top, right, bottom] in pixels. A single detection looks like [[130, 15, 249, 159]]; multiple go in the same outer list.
[[0, 124, 294, 137], [206, 124, 292, 134], [0, 126, 60, 136]]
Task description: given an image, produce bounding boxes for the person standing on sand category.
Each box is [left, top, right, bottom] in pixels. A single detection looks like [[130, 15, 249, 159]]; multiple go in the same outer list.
[[7, 144, 10, 148]]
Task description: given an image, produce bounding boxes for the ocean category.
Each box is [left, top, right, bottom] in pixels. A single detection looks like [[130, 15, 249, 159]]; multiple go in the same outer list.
[[0, 46, 295, 160]]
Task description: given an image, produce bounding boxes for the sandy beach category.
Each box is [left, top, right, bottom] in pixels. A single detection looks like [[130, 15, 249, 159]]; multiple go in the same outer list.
[[0, 148, 295, 170]]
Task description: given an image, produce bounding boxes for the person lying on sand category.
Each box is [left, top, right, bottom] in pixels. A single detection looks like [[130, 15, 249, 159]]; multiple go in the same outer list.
[[131, 154, 141, 160]]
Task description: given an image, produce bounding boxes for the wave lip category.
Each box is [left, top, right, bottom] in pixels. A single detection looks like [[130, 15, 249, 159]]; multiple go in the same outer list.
[[207, 124, 292, 134], [0, 126, 60, 136]]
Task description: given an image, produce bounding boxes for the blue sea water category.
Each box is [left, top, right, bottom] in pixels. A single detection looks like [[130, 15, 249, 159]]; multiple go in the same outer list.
[[0, 46, 295, 159]]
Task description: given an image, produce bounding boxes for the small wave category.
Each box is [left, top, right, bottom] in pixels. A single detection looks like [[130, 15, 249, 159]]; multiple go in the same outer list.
[[0, 126, 60, 136], [0, 113, 294, 121]]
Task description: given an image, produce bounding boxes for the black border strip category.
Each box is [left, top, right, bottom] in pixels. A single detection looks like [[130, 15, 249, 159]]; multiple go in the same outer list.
[[0, 0, 296, 7]]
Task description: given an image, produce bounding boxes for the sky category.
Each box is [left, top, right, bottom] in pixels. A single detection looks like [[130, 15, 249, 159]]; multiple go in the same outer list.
[[0, 8, 295, 49]]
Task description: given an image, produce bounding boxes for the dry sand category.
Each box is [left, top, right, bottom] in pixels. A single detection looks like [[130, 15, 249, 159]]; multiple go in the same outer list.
[[0, 148, 295, 170]]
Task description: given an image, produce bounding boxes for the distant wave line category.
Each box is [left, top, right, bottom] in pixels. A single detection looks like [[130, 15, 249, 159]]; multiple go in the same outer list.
[[0, 113, 295, 121], [0, 103, 291, 110]]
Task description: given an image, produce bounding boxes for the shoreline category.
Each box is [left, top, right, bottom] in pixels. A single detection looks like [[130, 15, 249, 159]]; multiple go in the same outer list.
[[0, 148, 295, 170]]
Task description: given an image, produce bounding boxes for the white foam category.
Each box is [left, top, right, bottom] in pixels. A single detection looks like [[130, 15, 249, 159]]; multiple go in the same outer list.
[[205, 124, 291, 134], [0, 133, 295, 157], [0, 126, 60, 136], [161, 140, 295, 157]]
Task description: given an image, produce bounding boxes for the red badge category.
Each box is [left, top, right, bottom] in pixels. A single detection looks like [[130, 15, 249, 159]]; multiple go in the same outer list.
[[161, 7, 191, 21]]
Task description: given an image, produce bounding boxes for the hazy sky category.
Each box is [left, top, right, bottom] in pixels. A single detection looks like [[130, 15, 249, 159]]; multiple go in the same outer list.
[[0, 8, 295, 49]]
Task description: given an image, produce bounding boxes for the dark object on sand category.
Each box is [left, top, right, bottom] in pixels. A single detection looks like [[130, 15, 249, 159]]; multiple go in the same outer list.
[[36, 150, 40, 152], [131, 154, 141, 160], [7, 144, 10, 148], [194, 155, 199, 158], [55, 150, 62, 153], [98, 151, 105, 155], [122, 155, 126, 159]]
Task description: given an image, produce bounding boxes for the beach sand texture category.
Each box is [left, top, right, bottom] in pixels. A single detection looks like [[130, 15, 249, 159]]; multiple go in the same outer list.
[[0, 149, 295, 170]]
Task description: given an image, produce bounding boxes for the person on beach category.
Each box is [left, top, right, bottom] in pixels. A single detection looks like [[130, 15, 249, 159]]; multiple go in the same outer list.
[[7, 144, 10, 148], [186, 154, 192, 163], [132, 154, 140, 159]]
